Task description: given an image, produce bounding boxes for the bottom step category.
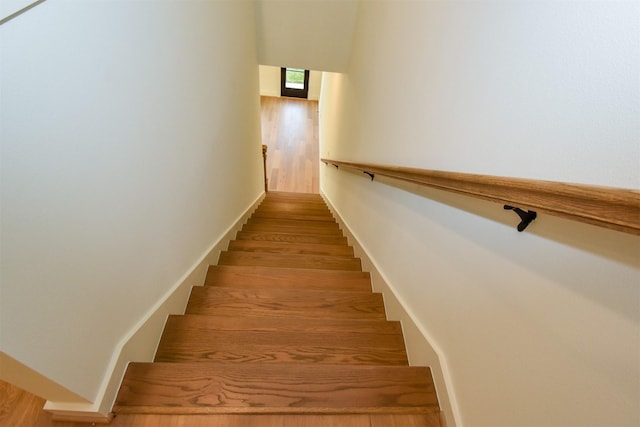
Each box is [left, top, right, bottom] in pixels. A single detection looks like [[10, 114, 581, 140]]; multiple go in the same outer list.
[[114, 363, 439, 415], [110, 413, 443, 427]]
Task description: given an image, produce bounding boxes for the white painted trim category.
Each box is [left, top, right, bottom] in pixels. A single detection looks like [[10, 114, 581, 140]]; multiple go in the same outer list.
[[321, 191, 462, 427], [43, 192, 265, 419]]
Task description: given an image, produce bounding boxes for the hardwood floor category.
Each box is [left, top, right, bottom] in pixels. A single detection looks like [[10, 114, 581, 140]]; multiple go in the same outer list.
[[261, 96, 319, 194], [0, 380, 53, 427]]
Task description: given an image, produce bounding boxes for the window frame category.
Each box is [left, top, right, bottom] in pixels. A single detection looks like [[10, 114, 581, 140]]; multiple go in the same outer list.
[[281, 68, 310, 99]]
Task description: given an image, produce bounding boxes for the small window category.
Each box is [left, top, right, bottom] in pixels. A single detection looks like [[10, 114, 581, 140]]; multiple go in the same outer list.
[[281, 68, 310, 98]]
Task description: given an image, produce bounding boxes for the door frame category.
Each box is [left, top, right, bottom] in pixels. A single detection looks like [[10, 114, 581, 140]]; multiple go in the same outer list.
[[281, 68, 310, 99]]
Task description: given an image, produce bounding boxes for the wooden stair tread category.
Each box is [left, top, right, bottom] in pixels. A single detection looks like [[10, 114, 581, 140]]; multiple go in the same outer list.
[[108, 414, 442, 427], [185, 286, 386, 320], [251, 213, 335, 222], [109, 412, 441, 427], [252, 207, 335, 222], [219, 251, 361, 271], [114, 363, 438, 415], [160, 314, 402, 334], [235, 230, 348, 245], [243, 218, 343, 236], [241, 223, 343, 236], [246, 217, 339, 228], [228, 240, 354, 257], [255, 201, 330, 210], [265, 191, 324, 200], [205, 265, 371, 292], [114, 192, 441, 424], [155, 315, 408, 365]]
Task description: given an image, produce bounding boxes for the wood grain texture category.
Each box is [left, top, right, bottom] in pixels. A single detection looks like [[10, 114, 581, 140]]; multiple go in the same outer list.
[[205, 265, 371, 292], [281, 415, 371, 427], [266, 191, 324, 201], [322, 159, 640, 235], [257, 195, 328, 205], [259, 201, 327, 209], [235, 230, 348, 246], [244, 218, 342, 235], [160, 314, 402, 334], [112, 414, 286, 427], [185, 286, 386, 320], [246, 217, 340, 228], [114, 363, 438, 414], [109, 414, 440, 427], [155, 315, 408, 365], [370, 414, 443, 427], [0, 380, 116, 427], [252, 208, 335, 222], [218, 251, 362, 271], [256, 194, 330, 212], [0, 385, 439, 427], [114, 192, 440, 423], [262, 97, 319, 194], [0, 380, 51, 427], [228, 240, 355, 257]]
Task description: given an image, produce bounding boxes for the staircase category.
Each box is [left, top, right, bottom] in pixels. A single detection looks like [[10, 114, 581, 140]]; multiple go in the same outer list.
[[114, 192, 442, 426]]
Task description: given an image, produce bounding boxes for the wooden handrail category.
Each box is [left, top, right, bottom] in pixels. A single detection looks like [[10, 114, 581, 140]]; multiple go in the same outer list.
[[321, 159, 640, 235]]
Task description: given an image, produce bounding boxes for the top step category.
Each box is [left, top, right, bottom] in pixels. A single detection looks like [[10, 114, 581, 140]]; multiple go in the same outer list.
[[266, 192, 324, 201], [252, 205, 334, 222]]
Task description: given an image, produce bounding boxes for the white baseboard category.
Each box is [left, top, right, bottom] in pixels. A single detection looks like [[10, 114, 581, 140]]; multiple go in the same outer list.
[[260, 90, 280, 98], [321, 191, 460, 427], [44, 192, 265, 421]]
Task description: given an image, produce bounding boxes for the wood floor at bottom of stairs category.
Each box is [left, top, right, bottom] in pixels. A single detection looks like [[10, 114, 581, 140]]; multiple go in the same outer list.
[[107, 413, 442, 427]]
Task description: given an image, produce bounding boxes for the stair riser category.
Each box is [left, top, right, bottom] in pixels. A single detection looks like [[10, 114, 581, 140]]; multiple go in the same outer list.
[[254, 203, 331, 212], [229, 240, 354, 258], [253, 203, 333, 211], [236, 231, 347, 245], [235, 231, 348, 246], [205, 266, 372, 292], [252, 207, 334, 220], [246, 218, 340, 228], [241, 223, 344, 236], [264, 192, 325, 201], [251, 213, 336, 222], [155, 320, 408, 365], [218, 252, 361, 271], [185, 287, 386, 320], [154, 348, 408, 365], [161, 314, 402, 334], [227, 241, 354, 257]]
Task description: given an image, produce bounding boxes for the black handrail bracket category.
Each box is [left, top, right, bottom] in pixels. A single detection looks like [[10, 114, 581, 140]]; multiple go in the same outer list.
[[504, 205, 537, 232]]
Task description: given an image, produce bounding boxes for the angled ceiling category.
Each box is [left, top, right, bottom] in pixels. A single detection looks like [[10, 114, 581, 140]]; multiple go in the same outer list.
[[256, 0, 359, 72]]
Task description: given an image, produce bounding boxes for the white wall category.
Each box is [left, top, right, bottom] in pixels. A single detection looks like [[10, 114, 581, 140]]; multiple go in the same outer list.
[[308, 70, 322, 101], [0, 0, 263, 412], [256, 0, 358, 73], [259, 65, 322, 101], [259, 64, 282, 97], [320, 2, 639, 427]]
